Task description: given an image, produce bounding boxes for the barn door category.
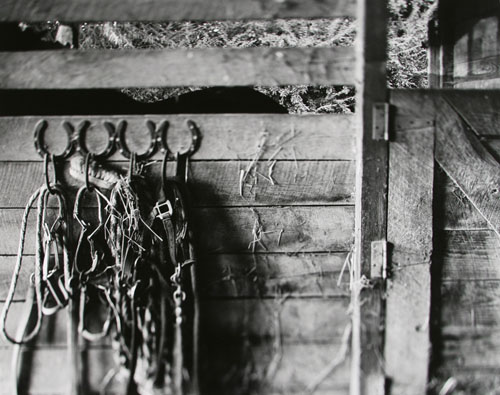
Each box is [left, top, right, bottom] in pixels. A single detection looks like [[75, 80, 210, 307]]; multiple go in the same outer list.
[[382, 94, 434, 395]]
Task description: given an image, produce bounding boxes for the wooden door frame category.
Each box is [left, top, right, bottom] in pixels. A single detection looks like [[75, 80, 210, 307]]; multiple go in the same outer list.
[[355, 89, 500, 394]]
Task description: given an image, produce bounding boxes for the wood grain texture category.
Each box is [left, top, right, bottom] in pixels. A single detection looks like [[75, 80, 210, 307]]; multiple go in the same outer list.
[[0, 298, 350, 348], [440, 90, 500, 137], [0, 206, 354, 255], [384, 126, 434, 395], [0, 47, 355, 89], [0, 115, 355, 161], [441, 326, 500, 368], [435, 169, 490, 230], [390, 90, 500, 239], [198, 253, 351, 298], [441, 280, 500, 327], [435, 95, 500, 238], [0, 0, 356, 21], [0, 160, 355, 208], [352, 0, 389, 393], [0, 253, 350, 302], [441, 230, 500, 281], [0, 343, 351, 395]]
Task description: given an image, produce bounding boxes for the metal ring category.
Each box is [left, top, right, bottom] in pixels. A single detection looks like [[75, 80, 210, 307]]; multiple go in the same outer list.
[[116, 120, 157, 161], [34, 119, 74, 160], [76, 120, 116, 160]]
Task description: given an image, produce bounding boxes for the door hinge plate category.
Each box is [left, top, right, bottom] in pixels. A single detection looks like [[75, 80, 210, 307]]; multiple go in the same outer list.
[[371, 240, 388, 280], [372, 102, 390, 141]]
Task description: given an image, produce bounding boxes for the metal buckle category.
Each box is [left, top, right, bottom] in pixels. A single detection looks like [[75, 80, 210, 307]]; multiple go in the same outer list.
[[155, 200, 173, 220]]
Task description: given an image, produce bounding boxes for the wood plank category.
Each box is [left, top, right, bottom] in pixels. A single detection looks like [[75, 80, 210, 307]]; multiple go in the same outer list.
[[435, 94, 500, 238], [201, 341, 351, 395], [441, 230, 500, 281], [0, 343, 351, 395], [198, 253, 351, 298], [390, 90, 500, 237], [441, 280, 500, 327], [431, 370, 500, 395], [0, 115, 355, 161], [0, 298, 350, 348], [435, 167, 490, 230], [0, 253, 351, 302], [441, 327, 500, 369], [0, 160, 355, 208], [384, 126, 434, 395], [0, 206, 354, 255], [352, 0, 389, 392], [0, 0, 356, 22], [0, 348, 119, 395], [0, 47, 355, 89], [439, 90, 500, 137]]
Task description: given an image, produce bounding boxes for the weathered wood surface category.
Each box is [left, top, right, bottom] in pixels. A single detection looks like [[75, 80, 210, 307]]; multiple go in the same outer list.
[[0, 343, 351, 395], [0, 161, 355, 208], [384, 126, 434, 395], [0, 47, 355, 89], [0, 298, 350, 348], [352, 0, 389, 393], [0, 206, 354, 255], [435, 171, 490, 230], [441, 230, 500, 281], [435, 97, 500, 238], [198, 253, 351, 298], [0, 253, 351, 302], [391, 90, 500, 238], [0, 115, 355, 161], [440, 90, 500, 137], [441, 280, 500, 327], [0, 0, 356, 21]]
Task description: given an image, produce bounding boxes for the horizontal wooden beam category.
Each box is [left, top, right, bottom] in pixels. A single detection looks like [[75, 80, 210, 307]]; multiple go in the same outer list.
[[0, 161, 355, 208], [0, 47, 355, 89], [0, 0, 356, 22], [441, 230, 500, 281], [0, 114, 355, 161], [0, 206, 354, 255], [0, 343, 350, 395], [0, 253, 351, 302], [0, 298, 349, 348]]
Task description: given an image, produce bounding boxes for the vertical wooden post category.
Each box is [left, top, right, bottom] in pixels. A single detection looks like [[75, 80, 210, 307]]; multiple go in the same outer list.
[[351, 0, 389, 394], [383, 120, 434, 395]]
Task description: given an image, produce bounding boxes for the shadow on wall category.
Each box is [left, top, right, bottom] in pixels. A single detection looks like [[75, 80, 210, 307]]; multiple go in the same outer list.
[[0, 88, 288, 116]]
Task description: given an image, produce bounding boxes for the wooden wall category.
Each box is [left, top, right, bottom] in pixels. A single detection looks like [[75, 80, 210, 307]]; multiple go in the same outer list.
[[390, 89, 500, 394], [0, 114, 355, 394], [432, 167, 500, 394], [432, 0, 500, 88]]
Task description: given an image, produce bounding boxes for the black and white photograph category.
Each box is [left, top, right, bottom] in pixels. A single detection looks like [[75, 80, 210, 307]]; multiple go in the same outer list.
[[0, 1, 496, 394]]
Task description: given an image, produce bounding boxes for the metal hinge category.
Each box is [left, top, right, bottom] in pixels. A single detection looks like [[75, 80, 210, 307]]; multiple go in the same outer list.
[[372, 102, 390, 141], [370, 240, 388, 280]]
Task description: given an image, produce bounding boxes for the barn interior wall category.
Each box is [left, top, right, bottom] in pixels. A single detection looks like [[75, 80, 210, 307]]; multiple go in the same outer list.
[[0, 114, 356, 394]]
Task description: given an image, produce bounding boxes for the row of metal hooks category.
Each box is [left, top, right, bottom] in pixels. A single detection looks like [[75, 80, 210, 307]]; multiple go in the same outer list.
[[34, 118, 201, 161]]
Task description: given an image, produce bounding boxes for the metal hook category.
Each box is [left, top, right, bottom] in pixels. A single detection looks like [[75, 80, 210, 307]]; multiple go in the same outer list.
[[44, 153, 57, 194], [76, 120, 116, 159], [73, 184, 103, 232], [34, 119, 74, 159], [117, 120, 157, 161], [84, 153, 93, 191]]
